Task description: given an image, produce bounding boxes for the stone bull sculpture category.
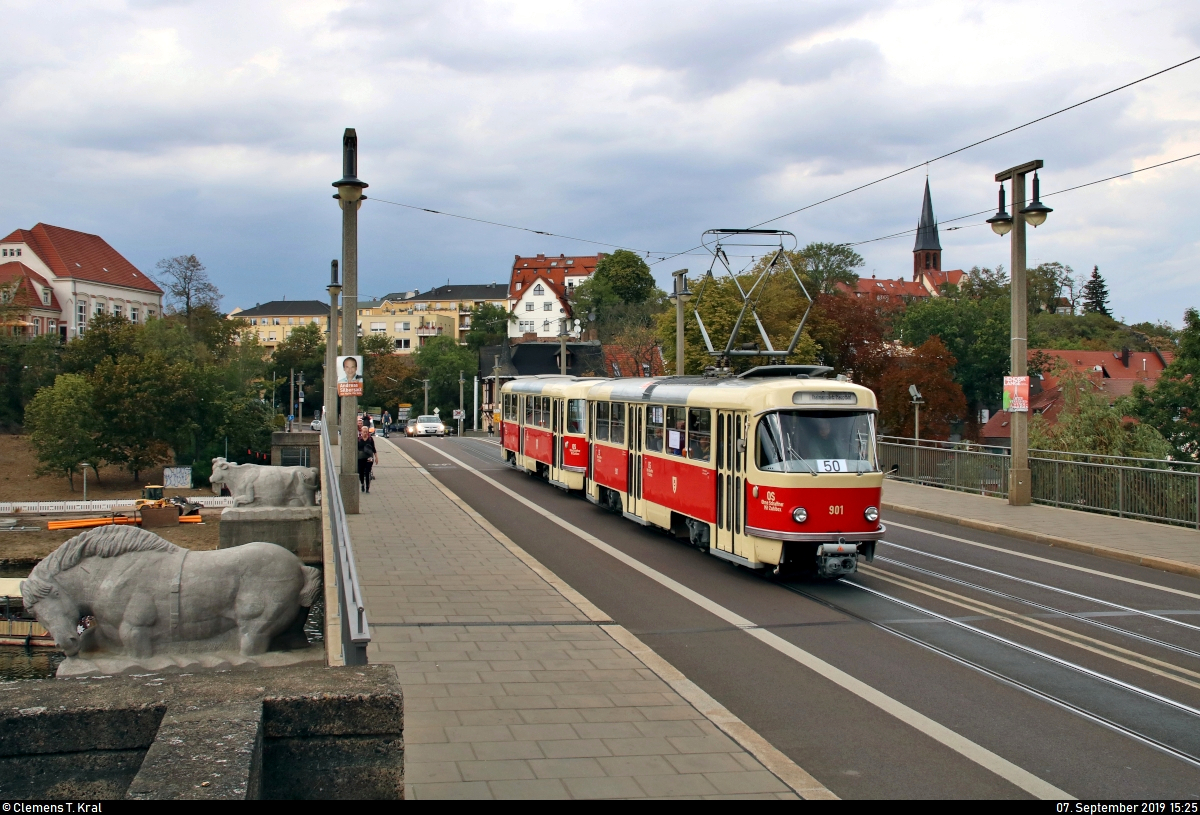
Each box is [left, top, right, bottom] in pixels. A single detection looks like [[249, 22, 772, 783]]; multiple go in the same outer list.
[[210, 457, 319, 507], [21, 526, 322, 659]]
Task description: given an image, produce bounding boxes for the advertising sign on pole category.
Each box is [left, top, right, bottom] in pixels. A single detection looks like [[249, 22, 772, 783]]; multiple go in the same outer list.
[[336, 355, 364, 396], [1003, 376, 1030, 412]]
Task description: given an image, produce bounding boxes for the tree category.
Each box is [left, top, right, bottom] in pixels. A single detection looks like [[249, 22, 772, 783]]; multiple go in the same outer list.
[[465, 302, 515, 351], [1132, 307, 1200, 460], [154, 255, 221, 329], [806, 292, 894, 387], [1082, 265, 1111, 316], [799, 242, 864, 295], [24, 374, 101, 489], [270, 322, 327, 414], [1028, 261, 1072, 315], [876, 337, 967, 439], [412, 335, 476, 417], [593, 250, 655, 304], [61, 312, 139, 373], [1034, 365, 1171, 459]]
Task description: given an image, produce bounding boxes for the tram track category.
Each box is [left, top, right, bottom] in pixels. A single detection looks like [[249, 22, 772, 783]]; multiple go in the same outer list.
[[778, 578, 1200, 772]]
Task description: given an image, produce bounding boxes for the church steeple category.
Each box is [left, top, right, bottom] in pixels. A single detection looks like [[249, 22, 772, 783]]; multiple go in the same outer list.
[[913, 179, 942, 279]]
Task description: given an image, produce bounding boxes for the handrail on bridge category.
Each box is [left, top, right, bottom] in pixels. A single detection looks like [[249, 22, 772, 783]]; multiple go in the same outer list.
[[319, 408, 371, 665]]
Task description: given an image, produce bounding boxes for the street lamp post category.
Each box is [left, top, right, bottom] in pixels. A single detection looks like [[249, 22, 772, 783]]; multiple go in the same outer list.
[[333, 128, 368, 514], [326, 260, 341, 422], [668, 270, 691, 376], [458, 370, 465, 438], [909, 384, 924, 442], [423, 379, 430, 415], [987, 160, 1052, 507]]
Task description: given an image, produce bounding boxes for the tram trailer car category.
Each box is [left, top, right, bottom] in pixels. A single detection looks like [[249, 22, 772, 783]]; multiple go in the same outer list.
[[500, 366, 884, 578]]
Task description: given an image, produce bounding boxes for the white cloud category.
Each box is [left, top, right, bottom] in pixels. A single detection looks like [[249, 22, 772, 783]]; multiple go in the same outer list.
[[0, 0, 1196, 324]]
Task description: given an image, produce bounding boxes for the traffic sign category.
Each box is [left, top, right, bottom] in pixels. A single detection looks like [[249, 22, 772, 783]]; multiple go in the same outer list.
[[453, 409, 466, 420]]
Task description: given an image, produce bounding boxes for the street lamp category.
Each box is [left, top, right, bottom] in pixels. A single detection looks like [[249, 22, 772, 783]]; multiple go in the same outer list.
[[668, 269, 691, 376], [991, 160, 1051, 506], [908, 384, 924, 442], [333, 128, 368, 514]]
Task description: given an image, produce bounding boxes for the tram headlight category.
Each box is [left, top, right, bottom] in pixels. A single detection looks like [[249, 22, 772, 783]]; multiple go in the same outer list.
[[792, 507, 807, 524], [864, 506, 879, 523]]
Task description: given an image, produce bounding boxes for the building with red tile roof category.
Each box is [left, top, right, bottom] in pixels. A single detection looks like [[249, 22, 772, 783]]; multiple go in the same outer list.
[[0, 223, 162, 339], [507, 253, 604, 339], [0, 262, 63, 337]]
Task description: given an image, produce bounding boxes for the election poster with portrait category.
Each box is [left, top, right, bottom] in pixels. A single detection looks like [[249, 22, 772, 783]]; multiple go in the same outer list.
[[337, 355, 364, 396]]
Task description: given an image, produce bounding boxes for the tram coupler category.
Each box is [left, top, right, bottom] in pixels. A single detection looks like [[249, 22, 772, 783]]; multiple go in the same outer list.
[[816, 539, 859, 578]]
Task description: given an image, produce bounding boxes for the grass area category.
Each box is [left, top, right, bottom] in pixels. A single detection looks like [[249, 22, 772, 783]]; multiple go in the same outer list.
[[0, 434, 216, 503]]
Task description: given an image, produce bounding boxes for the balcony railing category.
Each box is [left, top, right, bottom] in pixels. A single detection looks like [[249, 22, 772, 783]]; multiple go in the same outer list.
[[877, 436, 1200, 529], [415, 325, 444, 337]]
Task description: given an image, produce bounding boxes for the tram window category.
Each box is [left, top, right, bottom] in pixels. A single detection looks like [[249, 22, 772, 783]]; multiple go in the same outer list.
[[507, 394, 517, 421], [756, 410, 876, 473], [568, 399, 586, 434], [525, 396, 533, 425], [610, 402, 625, 445], [595, 402, 609, 441], [645, 405, 665, 453], [666, 407, 686, 456], [688, 408, 711, 461], [542, 397, 551, 427]]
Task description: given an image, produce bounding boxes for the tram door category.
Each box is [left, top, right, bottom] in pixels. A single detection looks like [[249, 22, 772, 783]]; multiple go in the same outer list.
[[625, 403, 642, 518], [550, 398, 564, 484], [714, 410, 746, 555]]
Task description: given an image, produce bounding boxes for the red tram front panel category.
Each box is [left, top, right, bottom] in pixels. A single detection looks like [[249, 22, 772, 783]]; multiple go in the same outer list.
[[641, 456, 717, 524], [562, 435, 589, 471], [744, 483, 881, 537], [524, 426, 554, 466]]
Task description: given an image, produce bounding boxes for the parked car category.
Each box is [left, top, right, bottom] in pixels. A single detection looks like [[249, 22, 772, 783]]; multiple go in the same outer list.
[[414, 415, 445, 437], [310, 418, 322, 431], [404, 419, 418, 437]]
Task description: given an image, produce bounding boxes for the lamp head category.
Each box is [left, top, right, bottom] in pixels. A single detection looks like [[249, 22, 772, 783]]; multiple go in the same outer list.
[[986, 183, 1013, 236], [1019, 172, 1052, 227], [332, 127, 369, 202]]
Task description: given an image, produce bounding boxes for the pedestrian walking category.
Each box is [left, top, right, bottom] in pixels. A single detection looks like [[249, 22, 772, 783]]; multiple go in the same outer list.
[[357, 426, 377, 493]]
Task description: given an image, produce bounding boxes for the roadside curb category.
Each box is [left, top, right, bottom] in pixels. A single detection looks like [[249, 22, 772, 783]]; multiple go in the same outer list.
[[881, 501, 1200, 581]]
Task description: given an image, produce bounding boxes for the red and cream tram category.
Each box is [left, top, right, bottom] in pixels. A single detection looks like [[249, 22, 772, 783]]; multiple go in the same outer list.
[[500, 366, 884, 577]]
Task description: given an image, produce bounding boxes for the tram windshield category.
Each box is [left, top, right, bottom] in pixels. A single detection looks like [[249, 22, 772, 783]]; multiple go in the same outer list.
[[756, 410, 876, 474]]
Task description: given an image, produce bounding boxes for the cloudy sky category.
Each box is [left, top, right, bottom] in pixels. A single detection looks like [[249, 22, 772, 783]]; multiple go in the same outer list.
[[3, 0, 1198, 325]]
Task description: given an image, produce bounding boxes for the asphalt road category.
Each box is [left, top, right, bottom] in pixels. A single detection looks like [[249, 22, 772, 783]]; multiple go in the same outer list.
[[397, 435, 1200, 799]]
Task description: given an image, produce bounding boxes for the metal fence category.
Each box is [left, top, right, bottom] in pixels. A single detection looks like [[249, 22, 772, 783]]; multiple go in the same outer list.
[[878, 436, 1200, 529], [319, 409, 372, 665]]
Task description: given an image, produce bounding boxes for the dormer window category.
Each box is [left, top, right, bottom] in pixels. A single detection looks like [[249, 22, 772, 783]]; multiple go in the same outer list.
[[566, 260, 574, 266], [516, 282, 522, 290], [42, 289, 50, 306], [533, 284, 544, 295]]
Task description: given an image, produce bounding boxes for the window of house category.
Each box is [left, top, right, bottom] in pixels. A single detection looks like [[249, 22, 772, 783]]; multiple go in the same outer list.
[[395, 338, 411, 350], [566, 259, 574, 265], [31, 318, 39, 336], [268, 332, 277, 341], [519, 320, 534, 333], [48, 319, 56, 331], [543, 302, 553, 311], [147, 309, 155, 319], [526, 302, 534, 312], [541, 320, 550, 333], [533, 284, 544, 295], [612, 362, 621, 377], [15, 249, 19, 256], [42, 289, 50, 306], [94, 302, 104, 317], [77, 302, 86, 327], [112, 304, 123, 319], [1, 249, 6, 256], [516, 282, 522, 290], [273, 318, 281, 325], [371, 322, 386, 333], [288, 317, 295, 325], [130, 307, 138, 323], [641, 363, 651, 376]]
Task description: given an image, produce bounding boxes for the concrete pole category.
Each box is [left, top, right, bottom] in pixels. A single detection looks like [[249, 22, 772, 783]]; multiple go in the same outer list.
[[326, 261, 341, 424], [473, 376, 478, 431], [1009, 171, 1031, 506], [671, 269, 688, 376], [289, 368, 295, 431], [458, 371, 465, 437], [914, 401, 920, 442], [424, 380, 429, 414], [559, 320, 567, 375], [333, 128, 367, 515]]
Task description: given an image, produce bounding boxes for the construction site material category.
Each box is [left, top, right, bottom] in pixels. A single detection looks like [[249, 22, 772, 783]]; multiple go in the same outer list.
[[47, 516, 203, 531]]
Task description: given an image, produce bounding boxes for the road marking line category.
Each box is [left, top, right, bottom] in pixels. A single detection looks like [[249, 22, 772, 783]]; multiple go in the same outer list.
[[861, 565, 1200, 690], [390, 438, 828, 799], [413, 439, 1072, 801], [886, 520, 1200, 601]]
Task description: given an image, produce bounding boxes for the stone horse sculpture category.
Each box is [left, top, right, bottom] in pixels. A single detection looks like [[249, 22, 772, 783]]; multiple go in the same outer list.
[[210, 457, 319, 507], [21, 526, 322, 659]]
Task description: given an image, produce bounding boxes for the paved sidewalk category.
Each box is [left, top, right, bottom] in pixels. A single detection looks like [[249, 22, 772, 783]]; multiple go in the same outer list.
[[883, 479, 1200, 577], [344, 438, 820, 800]]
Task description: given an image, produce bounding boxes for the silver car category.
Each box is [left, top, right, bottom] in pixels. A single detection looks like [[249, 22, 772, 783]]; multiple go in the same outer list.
[[414, 414, 445, 437]]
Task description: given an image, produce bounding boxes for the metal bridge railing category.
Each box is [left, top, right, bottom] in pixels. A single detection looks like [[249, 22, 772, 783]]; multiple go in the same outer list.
[[878, 436, 1200, 529], [319, 409, 371, 665]]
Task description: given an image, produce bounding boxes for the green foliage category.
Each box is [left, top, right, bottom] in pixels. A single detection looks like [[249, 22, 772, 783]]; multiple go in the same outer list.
[[657, 270, 818, 374], [269, 322, 326, 416], [465, 302, 515, 351], [412, 336, 475, 416], [593, 250, 655, 304], [24, 374, 100, 490], [899, 287, 1010, 416], [1028, 311, 1157, 352], [61, 313, 139, 373], [0, 333, 61, 430], [877, 337, 967, 439], [572, 275, 667, 345], [1028, 261, 1072, 315], [1082, 265, 1111, 316], [798, 242, 863, 295], [1131, 307, 1200, 460], [1032, 366, 1171, 459]]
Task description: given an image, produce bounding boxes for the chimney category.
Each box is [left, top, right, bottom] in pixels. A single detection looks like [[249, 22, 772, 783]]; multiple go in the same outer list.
[[1121, 347, 1130, 368]]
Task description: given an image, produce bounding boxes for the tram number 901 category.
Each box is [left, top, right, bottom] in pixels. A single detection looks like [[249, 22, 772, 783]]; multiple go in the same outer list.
[[829, 505, 844, 516], [818, 459, 848, 473]]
